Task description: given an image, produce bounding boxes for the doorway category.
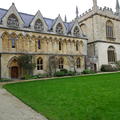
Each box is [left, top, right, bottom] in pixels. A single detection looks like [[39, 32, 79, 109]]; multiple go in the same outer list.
[[11, 66, 19, 79]]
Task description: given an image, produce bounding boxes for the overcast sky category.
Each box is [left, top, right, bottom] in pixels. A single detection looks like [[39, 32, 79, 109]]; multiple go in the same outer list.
[[0, 0, 117, 21]]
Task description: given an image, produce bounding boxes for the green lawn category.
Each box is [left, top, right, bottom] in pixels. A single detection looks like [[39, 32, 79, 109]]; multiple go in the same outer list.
[[4, 73, 120, 120]]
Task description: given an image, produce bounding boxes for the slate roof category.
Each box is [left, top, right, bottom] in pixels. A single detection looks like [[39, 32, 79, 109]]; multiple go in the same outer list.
[[0, 8, 74, 31]]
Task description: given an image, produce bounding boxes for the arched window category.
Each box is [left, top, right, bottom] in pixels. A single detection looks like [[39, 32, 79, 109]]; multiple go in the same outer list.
[[56, 23, 64, 34], [58, 58, 64, 69], [37, 57, 43, 70], [76, 42, 79, 51], [59, 41, 62, 50], [38, 40, 41, 49], [7, 14, 19, 28], [76, 58, 81, 68], [106, 20, 114, 38], [73, 26, 80, 37], [108, 46, 116, 63], [34, 19, 44, 32]]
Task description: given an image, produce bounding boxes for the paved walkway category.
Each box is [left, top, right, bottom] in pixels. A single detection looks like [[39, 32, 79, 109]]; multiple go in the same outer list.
[[0, 88, 48, 120]]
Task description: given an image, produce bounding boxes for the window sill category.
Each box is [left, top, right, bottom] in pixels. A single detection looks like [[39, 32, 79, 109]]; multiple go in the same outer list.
[[106, 37, 116, 41]]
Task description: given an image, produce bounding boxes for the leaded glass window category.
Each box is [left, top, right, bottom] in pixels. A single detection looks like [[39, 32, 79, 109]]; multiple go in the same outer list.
[[106, 21, 114, 38], [108, 46, 116, 63], [7, 14, 19, 28], [37, 57, 43, 70], [58, 58, 64, 69], [34, 19, 44, 32], [38, 40, 41, 49], [73, 26, 80, 37], [56, 23, 64, 35]]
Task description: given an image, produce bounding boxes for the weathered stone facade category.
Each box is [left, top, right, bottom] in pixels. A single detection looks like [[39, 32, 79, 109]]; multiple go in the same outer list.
[[78, 0, 120, 71], [1, 0, 119, 79], [0, 4, 87, 79]]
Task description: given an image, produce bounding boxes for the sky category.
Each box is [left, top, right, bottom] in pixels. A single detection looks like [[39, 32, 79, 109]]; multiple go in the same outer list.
[[0, 0, 117, 21]]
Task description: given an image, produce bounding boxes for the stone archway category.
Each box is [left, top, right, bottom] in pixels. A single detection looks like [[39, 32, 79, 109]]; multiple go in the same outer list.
[[8, 57, 20, 79]]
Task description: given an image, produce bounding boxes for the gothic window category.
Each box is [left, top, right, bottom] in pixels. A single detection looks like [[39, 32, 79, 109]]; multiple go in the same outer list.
[[73, 26, 80, 37], [76, 58, 81, 68], [58, 58, 64, 69], [7, 14, 19, 28], [59, 41, 62, 50], [106, 20, 114, 38], [56, 23, 64, 35], [12, 39, 15, 48], [37, 57, 43, 70], [34, 19, 44, 32], [38, 40, 41, 49], [108, 46, 116, 63], [76, 42, 79, 51]]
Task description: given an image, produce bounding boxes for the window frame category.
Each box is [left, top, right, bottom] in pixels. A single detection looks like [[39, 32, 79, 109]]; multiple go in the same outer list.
[[58, 58, 64, 69], [37, 57, 43, 70], [7, 14, 19, 28], [34, 19, 44, 32]]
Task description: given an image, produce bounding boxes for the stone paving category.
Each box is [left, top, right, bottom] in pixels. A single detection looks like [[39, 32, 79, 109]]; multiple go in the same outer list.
[[0, 88, 48, 120]]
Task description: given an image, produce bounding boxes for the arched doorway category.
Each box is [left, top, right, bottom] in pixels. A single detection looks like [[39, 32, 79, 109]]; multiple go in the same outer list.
[[8, 57, 20, 79], [11, 66, 19, 78]]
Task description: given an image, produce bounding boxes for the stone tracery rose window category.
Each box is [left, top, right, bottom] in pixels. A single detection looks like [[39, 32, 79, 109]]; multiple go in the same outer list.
[[7, 14, 19, 28], [73, 26, 80, 37], [34, 19, 44, 32], [56, 23, 64, 35]]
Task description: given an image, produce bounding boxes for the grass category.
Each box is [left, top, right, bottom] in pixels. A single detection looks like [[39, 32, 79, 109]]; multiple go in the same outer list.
[[4, 72, 120, 120]]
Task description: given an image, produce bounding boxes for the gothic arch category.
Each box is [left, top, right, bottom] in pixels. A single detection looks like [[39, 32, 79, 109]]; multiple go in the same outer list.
[[107, 46, 116, 63], [1, 32, 9, 39], [34, 19, 44, 31], [7, 14, 19, 27], [7, 56, 20, 79], [56, 23, 64, 34], [106, 20, 114, 38]]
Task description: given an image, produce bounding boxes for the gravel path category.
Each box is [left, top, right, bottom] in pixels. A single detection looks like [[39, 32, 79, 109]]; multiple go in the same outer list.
[[0, 88, 48, 120]]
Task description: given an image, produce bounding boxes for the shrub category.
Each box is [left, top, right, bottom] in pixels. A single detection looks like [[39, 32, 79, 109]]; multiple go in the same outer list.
[[0, 78, 12, 82], [101, 64, 116, 72], [54, 71, 65, 77], [82, 69, 95, 74], [60, 69, 68, 73], [116, 61, 120, 70], [67, 71, 76, 76]]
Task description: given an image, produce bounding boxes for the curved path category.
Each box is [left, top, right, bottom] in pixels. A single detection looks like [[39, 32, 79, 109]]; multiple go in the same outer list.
[[0, 88, 48, 120]]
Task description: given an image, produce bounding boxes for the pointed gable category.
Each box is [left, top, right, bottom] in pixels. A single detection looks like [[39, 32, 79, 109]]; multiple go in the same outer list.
[[30, 10, 48, 32], [70, 19, 82, 37], [2, 3, 24, 28], [51, 15, 67, 35]]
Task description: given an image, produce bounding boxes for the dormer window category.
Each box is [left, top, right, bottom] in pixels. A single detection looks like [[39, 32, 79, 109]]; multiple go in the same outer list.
[[34, 19, 44, 32], [56, 23, 64, 35], [7, 14, 19, 28], [73, 26, 80, 37]]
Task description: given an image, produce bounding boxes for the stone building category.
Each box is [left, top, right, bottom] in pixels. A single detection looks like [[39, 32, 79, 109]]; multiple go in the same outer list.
[[78, 0, 120, 71], [0, 3, 87, 79], [1, 0, 119, 79]]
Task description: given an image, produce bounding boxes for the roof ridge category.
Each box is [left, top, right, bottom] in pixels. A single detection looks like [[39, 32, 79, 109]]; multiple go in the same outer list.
[[0, 8, 7, 11]]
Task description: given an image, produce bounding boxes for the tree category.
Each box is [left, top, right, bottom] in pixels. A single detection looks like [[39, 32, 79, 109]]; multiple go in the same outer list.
[[18, 55, 36, 76], [68, 56, 76, 73]]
